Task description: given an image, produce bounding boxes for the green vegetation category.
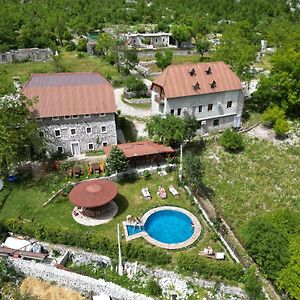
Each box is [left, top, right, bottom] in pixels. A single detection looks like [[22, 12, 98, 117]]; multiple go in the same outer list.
[[146, 114, 198, 146], [125, 76, 147, 93], [106, 146, 129, 174], [189, 137, 300, 296], [0, 172, 225, 269], [155, 49, 173, 70], [220, 129, 244, 152]]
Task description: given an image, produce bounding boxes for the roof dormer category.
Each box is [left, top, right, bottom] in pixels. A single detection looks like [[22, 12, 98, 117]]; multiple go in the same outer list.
[[210, 80, 217, 88], [205, 66, 212, 75], [189, 68, 196, 76], [193, 82, 200, 90]]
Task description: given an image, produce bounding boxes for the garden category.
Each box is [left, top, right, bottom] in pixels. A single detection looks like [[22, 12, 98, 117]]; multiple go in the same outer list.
[[0, 165, 243, 282]]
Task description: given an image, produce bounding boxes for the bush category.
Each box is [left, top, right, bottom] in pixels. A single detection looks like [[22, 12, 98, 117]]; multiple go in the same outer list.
[[76, 38, 87, 52], [77, 52, 85, 59], [65, 41, 76, 51], [261, 105, 285, 127], [124, 76, 147, 93], [220, 129, 244, 152], [274, 118, 290, 137], [177, 253, 244, 282], [3, 218, 171, 266], [145, 278, 162, 296], [143, 170, 151, 179]]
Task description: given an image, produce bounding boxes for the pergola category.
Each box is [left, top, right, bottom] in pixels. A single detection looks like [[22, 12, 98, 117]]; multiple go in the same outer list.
[[68, 179, 118, 218]]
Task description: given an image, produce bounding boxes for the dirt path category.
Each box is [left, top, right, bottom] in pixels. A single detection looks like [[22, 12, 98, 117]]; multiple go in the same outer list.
[[20, 277, 84, 300]]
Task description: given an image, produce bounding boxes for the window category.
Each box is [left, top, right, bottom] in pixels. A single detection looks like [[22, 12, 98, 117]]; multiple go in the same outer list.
[[227, 101, 232, 108], [64, 116, 71, 120], [84, 114, 90, 118], [88, 143, 94, 150], [102, 141, 108, 147], [52, 117, 59, 121], [54, 129, 61, 137], [198, 105, 203, 113], [99, 113, 106, 117], [57, 146, 64, 153], [170, 109, 175, 115], [177, 108, 182, 116], [70, 128, 76, 135], [155, 39, 158, 42], [208, 104, 213, 111], [39, 131, 44, 138], [86, 127, 92, 134], [101, 126, 107, 133], [213, 119, 219, 127], [72, 115, 79, 119]]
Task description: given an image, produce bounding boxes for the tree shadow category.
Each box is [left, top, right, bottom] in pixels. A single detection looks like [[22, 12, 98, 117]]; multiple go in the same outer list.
[[114, 194, 129, 217], [199, 183, 215, 201], [184, 138, 206, 155]]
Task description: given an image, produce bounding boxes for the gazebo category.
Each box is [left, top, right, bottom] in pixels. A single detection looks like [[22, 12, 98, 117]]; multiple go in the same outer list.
[[68, 179, 118, 218]]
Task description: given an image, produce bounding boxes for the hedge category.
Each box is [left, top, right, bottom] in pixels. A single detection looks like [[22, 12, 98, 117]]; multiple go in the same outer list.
[[177, 253, 244, 282], [4, 218, 171, 266]]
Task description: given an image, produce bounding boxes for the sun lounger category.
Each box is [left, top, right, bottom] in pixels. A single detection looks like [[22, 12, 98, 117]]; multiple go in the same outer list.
[[142, 188, 151, 200], [169, 185, 179, 198], [157, 186, 167, 199]]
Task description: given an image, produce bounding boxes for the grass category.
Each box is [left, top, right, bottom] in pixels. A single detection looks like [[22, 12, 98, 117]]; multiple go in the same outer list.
[[196, 136, 300, 237], [0, 171, 225, 263], [0, 50, 120, 85]]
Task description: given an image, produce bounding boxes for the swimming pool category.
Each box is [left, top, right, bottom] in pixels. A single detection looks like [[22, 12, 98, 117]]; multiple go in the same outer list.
[[144, 209, 194, 244], [123, 206, 201, 249]]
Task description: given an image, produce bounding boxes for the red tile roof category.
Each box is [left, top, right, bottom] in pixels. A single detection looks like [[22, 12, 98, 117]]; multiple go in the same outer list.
[[22, 72, 116, 118], [68, 179, 118, 208], [103, 141, 174, 159], [151, 61, 242, 99]]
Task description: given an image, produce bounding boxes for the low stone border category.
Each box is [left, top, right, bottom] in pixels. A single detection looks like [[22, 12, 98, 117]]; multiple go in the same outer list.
[[72, 201, 118, 226], [123, 206, 201, 250]]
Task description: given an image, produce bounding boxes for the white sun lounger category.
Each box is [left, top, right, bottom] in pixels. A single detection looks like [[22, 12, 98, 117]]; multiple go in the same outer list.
[[169, 185, 179, 198], [142, 188, 151, 200]]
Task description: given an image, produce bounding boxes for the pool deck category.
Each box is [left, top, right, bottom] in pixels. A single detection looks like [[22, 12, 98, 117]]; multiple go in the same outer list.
[[123, 206, 201, 250]]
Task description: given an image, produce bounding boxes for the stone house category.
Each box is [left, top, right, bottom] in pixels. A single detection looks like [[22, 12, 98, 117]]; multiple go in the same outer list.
[[124, 32, 176, 49], [151, 61, 244, 133], [22, 72, 117, 156], [0, 48, 53, 64]]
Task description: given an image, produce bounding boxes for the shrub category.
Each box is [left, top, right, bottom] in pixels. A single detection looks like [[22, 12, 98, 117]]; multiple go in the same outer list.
[[106, 146, 129, 175], [274, 118, 290, 137], [65, 41, 76, 51], [177, 253, 244, 282], [76, 38, 87, 52], [261, 105, 285, 127], [124, 76, 147, 93], [143, 170, 151, 179], [77, 52, 85, 59], [220, 129, 244, 152], [145, 278, 162, 296]]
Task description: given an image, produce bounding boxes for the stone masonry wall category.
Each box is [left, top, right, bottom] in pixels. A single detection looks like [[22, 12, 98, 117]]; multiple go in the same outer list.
[[39, 113, 117, 155], [0, 48, 53, 63]]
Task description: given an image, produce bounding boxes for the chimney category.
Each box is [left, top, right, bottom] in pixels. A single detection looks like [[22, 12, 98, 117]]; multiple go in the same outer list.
[[193, 82, 200, 90], [205, 66, 212, 75], [210, 80, 216, 88], [189, 68, 196, 76]]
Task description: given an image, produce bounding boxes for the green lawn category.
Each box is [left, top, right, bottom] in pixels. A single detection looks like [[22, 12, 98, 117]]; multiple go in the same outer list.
[[197, 137, 300, 236], [0, 171, 224, 260], [0, 50, 120, 85]]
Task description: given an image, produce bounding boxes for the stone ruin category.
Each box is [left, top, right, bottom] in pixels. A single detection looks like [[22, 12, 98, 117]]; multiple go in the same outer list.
[[0, 47, 53, 64]]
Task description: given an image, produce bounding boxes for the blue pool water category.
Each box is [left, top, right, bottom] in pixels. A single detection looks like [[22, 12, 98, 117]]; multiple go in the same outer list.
[[126, 225, 144, 235], [144, 210, 194, 244]]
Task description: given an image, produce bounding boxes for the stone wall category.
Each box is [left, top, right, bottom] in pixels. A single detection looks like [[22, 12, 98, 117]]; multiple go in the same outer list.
[[8, 258, 153, 300], [0, 48, 53, 64], [39, 113, 117, 155]]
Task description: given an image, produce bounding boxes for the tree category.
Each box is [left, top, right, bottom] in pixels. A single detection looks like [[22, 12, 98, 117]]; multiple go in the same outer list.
[[96, 32, 116, 56], [124, 76, 147, 94], [244, 266, 265, 300], [171, 24, 192, 48], [0, 96, 41, 179], [243, 215, 290, 280], [76, 38, 87, 52], [146, 114, 198, 145], [196, 37, 210, 59], [155, 49, 173, 70], [183, 152, 203, 191], [123, 49, 139, 70], [220, 129, 244, 152], [106, 146, 129, 175]]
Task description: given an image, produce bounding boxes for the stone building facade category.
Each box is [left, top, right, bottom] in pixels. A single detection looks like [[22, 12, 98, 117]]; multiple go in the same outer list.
[[151, 62, 244, 133], [39, 113, 117, 156], [22, 72, 117, 156], [0, 48, 53, 64]]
